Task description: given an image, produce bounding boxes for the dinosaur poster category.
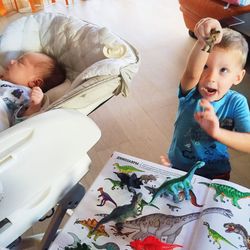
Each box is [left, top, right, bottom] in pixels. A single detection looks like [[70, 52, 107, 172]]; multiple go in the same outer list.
[[49, 152, 250, 250]]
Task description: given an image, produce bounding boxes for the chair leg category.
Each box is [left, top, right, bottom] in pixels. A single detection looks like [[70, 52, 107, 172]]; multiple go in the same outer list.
[[38, 183, 86, 250]]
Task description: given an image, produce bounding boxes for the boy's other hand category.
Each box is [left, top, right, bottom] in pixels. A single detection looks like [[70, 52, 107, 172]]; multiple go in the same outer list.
[[194, 99, 220, 139], [194, 18, 223, 45], [160, 155, 172, 167]]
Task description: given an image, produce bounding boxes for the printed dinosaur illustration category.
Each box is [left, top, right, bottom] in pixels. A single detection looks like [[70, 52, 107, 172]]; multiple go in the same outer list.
[[130, 235, 182, 250], [203, 221, 237, 249], [139, 174, 157, 184], [166, 203, 181, 212], [202, 29, 220, 53], [179, 189, 204, 207], [92, 242, 120, 250], [113, 163, 144, 173], [149, 161, 205, 203], [146, 186, 203, 207], [224, 222, 250, 249], [199, 182, 250, 209], [121, 207, 233, 243], [91, 192, 143, 235], [97, 187, 117, 207], [74, 218, 109, 241], [105, 178, 123, 190], [64, 232, 91, 250], [114, 172, 143, 191], [110, 225, 136, 237]]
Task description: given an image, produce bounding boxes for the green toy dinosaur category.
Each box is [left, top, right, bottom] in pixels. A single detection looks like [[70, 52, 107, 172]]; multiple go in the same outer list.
[[199, 182, 250, 209], [203, 221, 237, 249], [113, 163, 144, 173], [149, 161, 205, 203], [90, 191, 142, 235]]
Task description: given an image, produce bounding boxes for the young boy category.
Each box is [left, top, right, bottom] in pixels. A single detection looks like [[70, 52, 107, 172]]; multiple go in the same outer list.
[[0, 52, 66, 131], [161, 17, 250, 180]]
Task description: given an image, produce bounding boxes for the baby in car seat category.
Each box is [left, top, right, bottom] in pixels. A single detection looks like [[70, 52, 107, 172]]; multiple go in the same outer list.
[[0, 52, 66, 131]]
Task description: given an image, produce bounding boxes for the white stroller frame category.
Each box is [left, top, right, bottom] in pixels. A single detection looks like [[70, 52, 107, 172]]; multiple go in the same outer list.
[[0, 13, 139, 249]]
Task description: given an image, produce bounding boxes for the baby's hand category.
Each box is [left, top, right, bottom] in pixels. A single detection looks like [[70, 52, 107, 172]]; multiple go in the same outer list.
[[23, 86, 44, 116], [30, 86, 44, 107], [194, 18, 223, 46], [194, 99, 220, 139]]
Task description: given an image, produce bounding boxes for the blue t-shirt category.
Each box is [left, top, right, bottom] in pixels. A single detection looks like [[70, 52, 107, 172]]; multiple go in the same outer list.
[[168, 86, 250, 179]]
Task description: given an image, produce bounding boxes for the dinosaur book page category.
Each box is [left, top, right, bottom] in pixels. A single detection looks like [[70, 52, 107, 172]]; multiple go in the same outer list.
[[190, 179, 250, 250], [49, 152, 249, 250]]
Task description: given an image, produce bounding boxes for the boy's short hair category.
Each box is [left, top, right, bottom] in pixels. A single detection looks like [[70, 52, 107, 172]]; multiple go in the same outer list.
[[35, 56, 66, 92], [216, 28, 249, 69]]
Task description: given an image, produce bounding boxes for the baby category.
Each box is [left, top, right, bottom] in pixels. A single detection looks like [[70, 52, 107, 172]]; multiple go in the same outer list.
[[0, 52, 66, 131]]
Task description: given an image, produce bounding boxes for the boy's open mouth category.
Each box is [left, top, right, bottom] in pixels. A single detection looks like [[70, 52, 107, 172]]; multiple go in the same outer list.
[[202, 87, 217, 95]]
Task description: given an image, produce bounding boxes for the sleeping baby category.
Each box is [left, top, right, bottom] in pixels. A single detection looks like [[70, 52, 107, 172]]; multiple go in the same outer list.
[[0, 52, 66, 132]]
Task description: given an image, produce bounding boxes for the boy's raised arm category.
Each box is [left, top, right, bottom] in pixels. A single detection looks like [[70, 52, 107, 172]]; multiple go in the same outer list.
[[181, 18, 223, 94], [217, 130, 250, 153]]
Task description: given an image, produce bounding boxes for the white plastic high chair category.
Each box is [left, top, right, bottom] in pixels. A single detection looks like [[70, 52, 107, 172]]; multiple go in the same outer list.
[[0, 109, 101, 249], [0, 12, 139, 249]]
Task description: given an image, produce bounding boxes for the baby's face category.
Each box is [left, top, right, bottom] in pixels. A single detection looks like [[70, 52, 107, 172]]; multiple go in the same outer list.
[[1, 52, 49, 87], [198, 47, 245, 102]]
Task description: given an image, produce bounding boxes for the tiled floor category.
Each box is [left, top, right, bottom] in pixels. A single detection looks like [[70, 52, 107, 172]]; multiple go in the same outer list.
[[0, 0, 249, 248]]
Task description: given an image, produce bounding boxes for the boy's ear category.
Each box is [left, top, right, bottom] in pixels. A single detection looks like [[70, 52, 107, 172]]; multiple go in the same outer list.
[[28, 78, 44, 88], [234, 69, 246, 86]]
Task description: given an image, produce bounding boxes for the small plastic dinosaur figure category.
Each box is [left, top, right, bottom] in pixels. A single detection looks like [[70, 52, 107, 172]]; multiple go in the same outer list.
[[130, 236, 182, 250], [90, 192, 143, 235], [113, 163, 144, 173], [149, 161, 205, 203], [203, 221, 237, 249], [202, 29, 220, 53], [97, 187, 117, 207], [145, 185, 203, 207], [114, 172, 143, 192], [224, 222, 250, 249]]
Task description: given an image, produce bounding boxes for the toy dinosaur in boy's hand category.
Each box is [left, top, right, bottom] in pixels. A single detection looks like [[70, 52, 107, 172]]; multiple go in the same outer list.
[[202, 29, 221, 53]]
